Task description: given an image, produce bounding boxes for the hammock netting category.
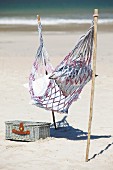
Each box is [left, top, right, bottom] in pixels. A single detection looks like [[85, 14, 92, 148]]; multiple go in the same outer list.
[[29, 19, 94, 114]]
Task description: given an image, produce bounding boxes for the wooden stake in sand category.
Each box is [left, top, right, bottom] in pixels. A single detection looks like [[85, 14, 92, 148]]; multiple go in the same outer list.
[[85, 9, 98, 162]]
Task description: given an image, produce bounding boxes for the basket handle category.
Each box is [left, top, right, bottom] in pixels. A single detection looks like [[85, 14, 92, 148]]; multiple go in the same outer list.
[[12, 122, 30, 135]]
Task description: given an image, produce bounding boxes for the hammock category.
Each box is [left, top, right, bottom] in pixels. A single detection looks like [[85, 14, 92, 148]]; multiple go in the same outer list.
[[29, 16, 94, 114]]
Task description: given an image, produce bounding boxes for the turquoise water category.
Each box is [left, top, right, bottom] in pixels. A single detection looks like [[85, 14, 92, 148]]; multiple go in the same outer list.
[[0, 0, 113, 25]]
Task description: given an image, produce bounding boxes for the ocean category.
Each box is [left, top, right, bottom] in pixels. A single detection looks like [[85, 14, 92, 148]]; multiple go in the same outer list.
[[0, 0, 113, 26]]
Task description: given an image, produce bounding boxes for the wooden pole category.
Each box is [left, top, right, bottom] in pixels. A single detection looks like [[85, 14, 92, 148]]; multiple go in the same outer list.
[[37, 14, 57, 129], [52, 110, 57, 129], [85, 9, 98, 162]]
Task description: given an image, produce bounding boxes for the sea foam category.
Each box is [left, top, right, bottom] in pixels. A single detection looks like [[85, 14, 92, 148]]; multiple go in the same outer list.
[[0, 17, 113, 25]]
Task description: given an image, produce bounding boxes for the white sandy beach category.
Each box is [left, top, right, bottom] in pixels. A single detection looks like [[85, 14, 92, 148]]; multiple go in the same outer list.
[[0, 28, 113, 170]]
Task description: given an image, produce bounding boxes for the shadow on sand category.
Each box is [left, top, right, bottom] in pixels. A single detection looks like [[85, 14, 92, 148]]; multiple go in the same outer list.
[[88, 141, 113, 161], [50, 116, 111, 141], [50, 116, 112, 161]]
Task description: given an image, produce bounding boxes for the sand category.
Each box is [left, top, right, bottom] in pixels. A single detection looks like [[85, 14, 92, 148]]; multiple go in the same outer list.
[[0, 27, 113, 170]]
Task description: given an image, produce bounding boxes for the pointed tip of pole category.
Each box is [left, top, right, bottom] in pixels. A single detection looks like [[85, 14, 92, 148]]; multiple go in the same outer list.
[[37, 15, 40, 23], [94, 9, 98, 13], [93, 9, 99, 17]]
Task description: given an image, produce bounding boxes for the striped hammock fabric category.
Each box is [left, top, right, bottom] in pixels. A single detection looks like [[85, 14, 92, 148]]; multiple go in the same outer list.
[[29, 18, 94, 114]]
